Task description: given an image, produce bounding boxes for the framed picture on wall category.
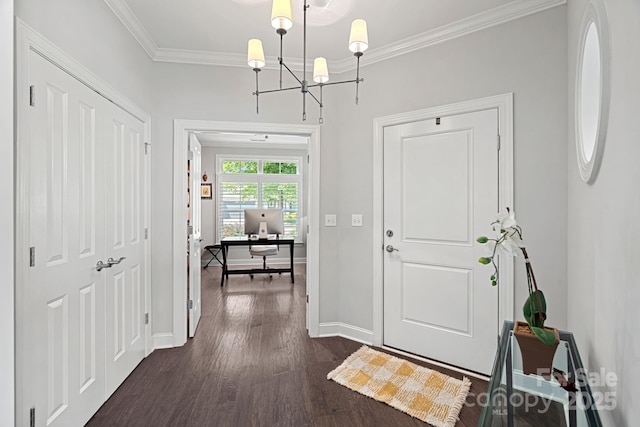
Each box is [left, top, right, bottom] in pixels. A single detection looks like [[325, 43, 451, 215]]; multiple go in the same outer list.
[[201, 183, 212, 199]]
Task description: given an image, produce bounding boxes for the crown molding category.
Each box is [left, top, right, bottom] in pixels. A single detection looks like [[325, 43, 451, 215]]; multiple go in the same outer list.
[[104, 0, 158, 58], [107, 0, 566, 72], [153, 48, 306, 71], [332, 0, 567, 73]]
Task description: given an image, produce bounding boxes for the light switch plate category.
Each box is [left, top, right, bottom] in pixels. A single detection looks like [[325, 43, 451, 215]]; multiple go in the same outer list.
[[325, 214, 337, 227], [352, 214, 363, 227]]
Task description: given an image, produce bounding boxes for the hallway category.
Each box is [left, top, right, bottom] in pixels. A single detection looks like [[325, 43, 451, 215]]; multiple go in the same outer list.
[[87, 265, 486, 426]]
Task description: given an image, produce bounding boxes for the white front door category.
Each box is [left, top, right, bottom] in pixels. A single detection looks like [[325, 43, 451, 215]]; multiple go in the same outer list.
[[383, 109, 499, 375], [188, 134, 202, 337], [21, 50, 146, 426]]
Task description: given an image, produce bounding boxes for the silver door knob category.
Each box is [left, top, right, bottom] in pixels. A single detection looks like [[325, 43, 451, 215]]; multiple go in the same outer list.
[[107, 256, 126, 266], [385, 245, 399, 253], [96, 260, 112, 272]]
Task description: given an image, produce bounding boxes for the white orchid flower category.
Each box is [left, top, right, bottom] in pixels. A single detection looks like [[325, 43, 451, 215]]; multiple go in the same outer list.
[[494, 209, 517, 231]]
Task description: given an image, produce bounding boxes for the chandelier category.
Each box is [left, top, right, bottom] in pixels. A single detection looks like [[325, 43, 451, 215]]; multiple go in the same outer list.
[[247, 0, 369, 124]]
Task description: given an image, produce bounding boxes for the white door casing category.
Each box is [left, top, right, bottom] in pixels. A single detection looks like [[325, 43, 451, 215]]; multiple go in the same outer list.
[[372, 94, 514, 374], [383, 109, 499, 374], [16, 34, 150, 426], [172, 120, 321, 345], [188, 134, 202, 337]]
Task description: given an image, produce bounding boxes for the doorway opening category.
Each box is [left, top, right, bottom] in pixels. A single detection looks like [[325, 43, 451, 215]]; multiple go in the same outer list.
[[173, 120, 321, 346]]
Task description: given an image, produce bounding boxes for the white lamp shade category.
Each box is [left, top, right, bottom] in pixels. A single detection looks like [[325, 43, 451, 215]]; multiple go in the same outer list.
[[271, 0, 293, 31], [313, 57, 329, 83], [348, 19, 368, 53], [247, 39, 265, 69]]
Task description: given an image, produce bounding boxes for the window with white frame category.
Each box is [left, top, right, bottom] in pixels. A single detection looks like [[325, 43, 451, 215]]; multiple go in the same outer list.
[[216, 155, 303, 242]]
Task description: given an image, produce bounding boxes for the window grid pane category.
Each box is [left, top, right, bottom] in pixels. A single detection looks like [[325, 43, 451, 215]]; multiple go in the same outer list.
[[262, 183, 298, 238], [221, 160, 258, 174], [219, 182, 258, 238]]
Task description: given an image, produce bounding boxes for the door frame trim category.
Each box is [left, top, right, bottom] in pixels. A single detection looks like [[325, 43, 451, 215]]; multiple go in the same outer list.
[[172, 120, 321, 346], [371, 93, 514, 347]]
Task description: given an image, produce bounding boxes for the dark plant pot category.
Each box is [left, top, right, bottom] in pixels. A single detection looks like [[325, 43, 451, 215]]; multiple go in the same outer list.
[[513, 321, 560, 379]]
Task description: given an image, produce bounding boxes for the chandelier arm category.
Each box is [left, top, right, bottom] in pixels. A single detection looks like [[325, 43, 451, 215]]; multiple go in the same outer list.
[[255, 85, 303, 95], [306, 87, 321, 106], [253, 68, 261, 114], [318, 85, 324, 124], [280, 61, 304, 87], [355, 54, 361, 105], [279, 33, 284, 90], [307, 78, 362, 89]]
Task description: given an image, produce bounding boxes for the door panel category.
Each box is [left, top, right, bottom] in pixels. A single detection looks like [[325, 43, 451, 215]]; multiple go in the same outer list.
[[27, 52, 106, 427], [383, 109, 499, 375], [402, 131, 471, 243], [104, 107, 146, 397], [23, 51, 146, 425]]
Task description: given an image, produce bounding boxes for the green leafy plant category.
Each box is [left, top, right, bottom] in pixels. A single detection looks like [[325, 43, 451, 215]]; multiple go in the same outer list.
[[477, 208, 558, 346]]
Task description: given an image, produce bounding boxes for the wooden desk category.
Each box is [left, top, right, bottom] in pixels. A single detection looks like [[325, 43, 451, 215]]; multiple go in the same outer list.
[[220, 237, 294, 286]]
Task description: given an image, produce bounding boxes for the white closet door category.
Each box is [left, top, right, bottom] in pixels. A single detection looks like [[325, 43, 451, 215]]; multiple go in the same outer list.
[[22, 50, 147, 426], [26, 51, 107, 427], [103, 96, 147, 398]]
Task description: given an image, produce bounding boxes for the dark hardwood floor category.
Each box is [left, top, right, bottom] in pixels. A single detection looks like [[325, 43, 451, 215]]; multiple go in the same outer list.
[[87, 264, 487, 426]]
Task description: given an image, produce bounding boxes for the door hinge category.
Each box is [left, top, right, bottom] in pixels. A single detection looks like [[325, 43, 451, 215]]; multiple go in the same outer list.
[[497, 134, 501, 151], [144, 313, 149, 325], [145, 228, 149, 240], [187, 151, 194, 161], [306, 295, 309, 303], [29, 247, 36, 267], [307, 154, 310, 163], [187, 300, 193, 310], [187, 225, 193, 235], [30, 407, 35, 427], [29, 85, 35, 107], [144, 142, 150, 154]]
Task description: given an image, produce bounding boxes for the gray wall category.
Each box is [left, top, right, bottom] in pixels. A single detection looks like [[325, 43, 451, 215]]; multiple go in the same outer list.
[[16, 0, 153, 112], [149, 7, 569, 335], [567, 0, 640, 425], [14, 1, 570, 341], [330, 7, 569, 331]]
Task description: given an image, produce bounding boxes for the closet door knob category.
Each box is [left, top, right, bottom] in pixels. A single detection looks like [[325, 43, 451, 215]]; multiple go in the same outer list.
[[96, 260, 112, 272]]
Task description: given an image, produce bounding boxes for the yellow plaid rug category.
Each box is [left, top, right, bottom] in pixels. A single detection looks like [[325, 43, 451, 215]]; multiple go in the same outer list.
[[327, 346, 471, 427]]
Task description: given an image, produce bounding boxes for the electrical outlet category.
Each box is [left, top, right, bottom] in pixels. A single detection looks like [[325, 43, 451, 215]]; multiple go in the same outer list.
[[352, 214, 363, 227], [325, 214, 337, 227]]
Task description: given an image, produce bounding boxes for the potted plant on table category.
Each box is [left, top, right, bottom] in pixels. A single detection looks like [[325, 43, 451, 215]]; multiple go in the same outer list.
[[477, 208, 560, 378]]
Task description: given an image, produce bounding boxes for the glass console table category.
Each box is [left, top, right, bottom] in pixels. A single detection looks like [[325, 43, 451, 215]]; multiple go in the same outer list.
[[479, 321, 602, 426]]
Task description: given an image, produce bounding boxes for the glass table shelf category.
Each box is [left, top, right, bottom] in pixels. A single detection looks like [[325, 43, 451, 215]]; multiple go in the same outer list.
[[479, 321, 603, 427]]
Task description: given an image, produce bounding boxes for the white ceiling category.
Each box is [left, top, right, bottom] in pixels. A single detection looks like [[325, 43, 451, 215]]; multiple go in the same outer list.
[[105, 0, 565, 72]]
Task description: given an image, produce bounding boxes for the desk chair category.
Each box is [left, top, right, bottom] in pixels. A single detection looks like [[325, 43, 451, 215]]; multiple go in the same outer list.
[[203, 244, 223, 268], [249, 244, 279, 279]]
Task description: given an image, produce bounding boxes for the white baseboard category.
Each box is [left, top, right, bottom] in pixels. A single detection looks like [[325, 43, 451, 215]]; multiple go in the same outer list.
[[318, 322, 374, 345], [152, 333, 174, 350]]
